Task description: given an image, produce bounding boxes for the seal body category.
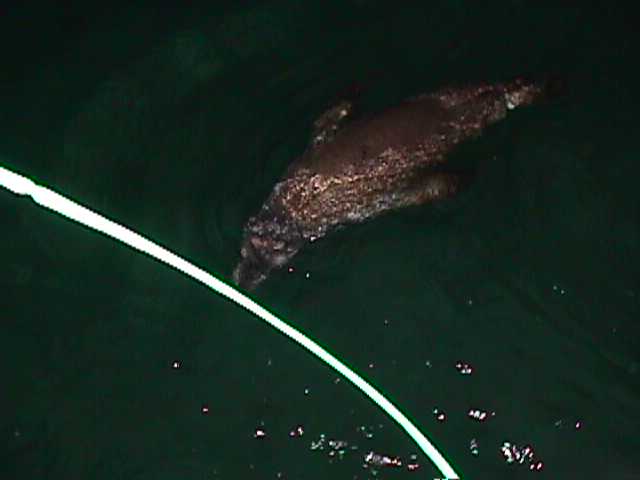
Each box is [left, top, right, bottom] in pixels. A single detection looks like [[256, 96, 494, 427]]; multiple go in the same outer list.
[[233, 77, 546, 290]]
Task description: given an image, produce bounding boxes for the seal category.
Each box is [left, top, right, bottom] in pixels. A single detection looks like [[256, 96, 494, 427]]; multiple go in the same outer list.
[[233, 77, 550, 290]]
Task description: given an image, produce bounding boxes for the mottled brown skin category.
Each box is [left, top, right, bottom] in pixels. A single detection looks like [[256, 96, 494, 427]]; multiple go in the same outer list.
[[233, 77, 547, 290]]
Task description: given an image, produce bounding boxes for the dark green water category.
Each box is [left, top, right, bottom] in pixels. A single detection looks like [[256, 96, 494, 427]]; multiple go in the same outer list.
[[1, 2, 638, 479]]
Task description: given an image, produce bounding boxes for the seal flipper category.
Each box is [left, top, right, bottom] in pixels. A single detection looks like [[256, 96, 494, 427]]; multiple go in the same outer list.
[[309, 100, 354, 148], [398, 167, 474, 210]]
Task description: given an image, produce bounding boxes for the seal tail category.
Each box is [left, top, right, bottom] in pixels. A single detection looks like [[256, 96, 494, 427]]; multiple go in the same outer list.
[[512, 73, 569, 103], [541, 74, 569, 101]]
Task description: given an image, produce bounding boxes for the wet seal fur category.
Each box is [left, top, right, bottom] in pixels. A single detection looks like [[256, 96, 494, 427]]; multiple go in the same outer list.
[[233, 77, 552, 290]]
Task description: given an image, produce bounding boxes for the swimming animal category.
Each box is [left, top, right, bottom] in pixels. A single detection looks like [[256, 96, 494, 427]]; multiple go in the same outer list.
[[233, 77, 550, 290]]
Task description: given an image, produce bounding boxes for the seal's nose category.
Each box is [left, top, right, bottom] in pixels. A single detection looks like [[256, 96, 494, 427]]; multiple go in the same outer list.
[[232, 258, 267, 291]]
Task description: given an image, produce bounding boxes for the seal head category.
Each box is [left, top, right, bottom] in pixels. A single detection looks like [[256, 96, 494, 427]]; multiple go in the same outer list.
[[232, 202, 304, 291]]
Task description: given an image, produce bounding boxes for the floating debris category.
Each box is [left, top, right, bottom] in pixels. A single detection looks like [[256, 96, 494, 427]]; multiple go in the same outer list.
[[467, 408, 495, 422], [455, 361, 474, 375], [500, 441, 544, 472], [364, 451, 403, 469]]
